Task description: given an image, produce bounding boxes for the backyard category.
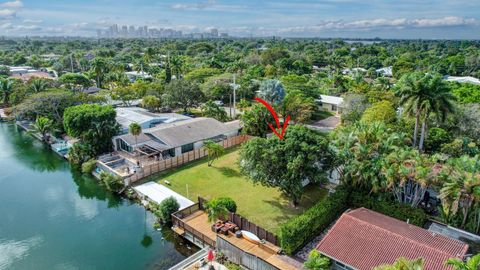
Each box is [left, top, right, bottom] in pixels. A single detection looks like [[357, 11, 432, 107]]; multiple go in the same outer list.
[[153, 148, 328, 233]]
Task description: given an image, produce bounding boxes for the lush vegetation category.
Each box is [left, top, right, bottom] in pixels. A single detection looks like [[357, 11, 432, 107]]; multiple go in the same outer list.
[[279, 186, 349, 254], [158, 196, 180, 223], [156, 149, 327, 232]]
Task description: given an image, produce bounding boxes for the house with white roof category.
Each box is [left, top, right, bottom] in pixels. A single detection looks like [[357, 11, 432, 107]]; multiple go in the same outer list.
[[316, 95, 344, 114], [125, 71, 152, 82], [444, 75, 480, 85], [376, 66, 393, 77], [115, 107, 191, 134]]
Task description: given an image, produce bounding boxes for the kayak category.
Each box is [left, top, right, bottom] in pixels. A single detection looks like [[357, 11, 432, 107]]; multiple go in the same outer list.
[[241, 230, 260, 244]]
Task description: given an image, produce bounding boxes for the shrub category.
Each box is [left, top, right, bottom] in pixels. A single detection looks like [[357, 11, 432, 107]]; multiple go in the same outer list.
[[279, 186, 350, 255], [158, 197, 180, 223], [217, 197, 237, 213], [303, 250, 330, 270], [99, 171, 124, 192], [350, 191, 428, 227], [81, 159, 97, 174]]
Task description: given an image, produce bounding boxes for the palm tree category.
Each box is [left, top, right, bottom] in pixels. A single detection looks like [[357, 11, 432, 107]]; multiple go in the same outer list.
[[204, 140, 225, 167], [28, 78, 49, 93], [396, 73, 455, 151], [446, 253, 480, 270], [129, 122, 142, 151], [439, 155, 480, 228], [374, 257, 424, 270], [29, 116, 55, 142], [0, 79, 14, 105], [169, 55, 183, 79], [91, 57, 108, 88], [204, 199, 228, 222]]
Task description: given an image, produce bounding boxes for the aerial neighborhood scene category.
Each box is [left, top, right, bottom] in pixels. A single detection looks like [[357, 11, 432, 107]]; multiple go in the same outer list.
[[1, 0, 480, 270]]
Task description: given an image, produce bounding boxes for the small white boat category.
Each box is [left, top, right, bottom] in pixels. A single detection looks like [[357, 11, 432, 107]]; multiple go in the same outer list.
[[241, 230, 260, 244]]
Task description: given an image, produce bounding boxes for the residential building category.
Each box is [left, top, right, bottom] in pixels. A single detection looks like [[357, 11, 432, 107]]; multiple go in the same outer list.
[[113, 117, 241, 158], [316, 208, 469, 270], [115, 107, 191, 134], [125, 71, 152, 82], [444, 75, 480, 85], [376, 66, 393, 77], [316, 95, 344, 114]]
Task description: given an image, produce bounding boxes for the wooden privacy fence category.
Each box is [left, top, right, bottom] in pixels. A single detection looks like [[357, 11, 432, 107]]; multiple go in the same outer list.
[[197, 197, 279, 246], [126, 134, 251, 184], [217, 236, 279, 270]]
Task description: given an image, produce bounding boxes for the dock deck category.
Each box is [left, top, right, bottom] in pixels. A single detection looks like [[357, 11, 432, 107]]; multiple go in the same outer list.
[[174, 210, 302, 270]]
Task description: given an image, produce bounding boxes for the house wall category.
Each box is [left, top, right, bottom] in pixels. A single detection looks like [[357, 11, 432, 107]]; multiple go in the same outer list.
[[320, 102, 341, 114], [174, 147, 182, 157]]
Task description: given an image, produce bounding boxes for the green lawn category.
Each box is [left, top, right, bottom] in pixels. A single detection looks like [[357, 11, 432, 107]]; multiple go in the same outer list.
[[153, 148, 327, 233]]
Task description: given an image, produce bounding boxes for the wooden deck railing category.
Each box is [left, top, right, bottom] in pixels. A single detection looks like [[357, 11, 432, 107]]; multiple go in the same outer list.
[[172, 197, 279, 247]]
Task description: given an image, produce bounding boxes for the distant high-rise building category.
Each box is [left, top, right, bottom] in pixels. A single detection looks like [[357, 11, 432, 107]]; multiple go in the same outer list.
[[211, 28, 219, 38]]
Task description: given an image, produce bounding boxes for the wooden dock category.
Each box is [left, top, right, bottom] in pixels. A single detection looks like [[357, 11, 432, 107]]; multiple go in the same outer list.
[[172, 207, 302, 270]]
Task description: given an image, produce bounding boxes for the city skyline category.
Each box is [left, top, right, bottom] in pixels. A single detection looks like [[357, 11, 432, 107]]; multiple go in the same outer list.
[[0, 0, 479, 39]]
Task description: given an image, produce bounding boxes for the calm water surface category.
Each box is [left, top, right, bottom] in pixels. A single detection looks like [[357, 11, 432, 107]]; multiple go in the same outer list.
[[0, 123, 197, 270]]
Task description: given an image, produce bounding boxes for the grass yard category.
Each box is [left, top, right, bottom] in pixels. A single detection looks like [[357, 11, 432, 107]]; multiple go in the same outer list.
[[153, 148, 327, 233]]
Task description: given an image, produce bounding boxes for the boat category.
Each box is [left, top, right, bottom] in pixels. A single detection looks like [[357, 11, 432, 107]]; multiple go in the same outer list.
[[241, 230, 261, 244]]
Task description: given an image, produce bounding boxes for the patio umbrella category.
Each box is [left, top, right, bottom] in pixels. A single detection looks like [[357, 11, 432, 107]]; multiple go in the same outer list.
[[207, 249, 214, 268]]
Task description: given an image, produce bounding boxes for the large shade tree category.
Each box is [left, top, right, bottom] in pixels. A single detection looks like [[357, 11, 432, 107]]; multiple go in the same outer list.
[[239, 125, 335, 206]]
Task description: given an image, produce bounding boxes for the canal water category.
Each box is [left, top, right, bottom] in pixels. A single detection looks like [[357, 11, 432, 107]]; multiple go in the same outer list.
[[0, 123, 197, 270]]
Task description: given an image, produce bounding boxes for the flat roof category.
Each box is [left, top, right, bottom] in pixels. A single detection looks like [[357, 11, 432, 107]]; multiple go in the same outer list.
[[115, 107, 190, 129], [317, 95, 344, 106], [444, 76, 480, 85], [134, 182, 194, 210]]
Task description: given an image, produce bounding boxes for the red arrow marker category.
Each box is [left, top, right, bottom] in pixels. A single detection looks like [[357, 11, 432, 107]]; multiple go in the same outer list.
[[254, 97, 290, 140]]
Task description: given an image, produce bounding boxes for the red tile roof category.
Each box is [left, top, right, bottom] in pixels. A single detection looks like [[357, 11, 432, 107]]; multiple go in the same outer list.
[[316, 208, 469, 270]]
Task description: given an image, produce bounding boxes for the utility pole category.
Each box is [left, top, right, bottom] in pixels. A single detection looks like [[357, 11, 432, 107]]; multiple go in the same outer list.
[[70, 53, 74, 73], [230, 74, 240, 118]]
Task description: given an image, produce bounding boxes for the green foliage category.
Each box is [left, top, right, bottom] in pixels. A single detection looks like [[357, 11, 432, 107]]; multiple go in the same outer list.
[[63, 104, 119, 155], [257, 79, 285, 106], [68, 142, 95, 165], [240, 125, 335, 206], [216, 197, 237, 213], [204, 198, 229, 222], [303, 250, 330, 270], [450, 82, 480, 104], [158, 196, 180, 223], [446, 253, 480, 270], [164, 79, 204, 112], [29, 116, 56, 142], [282, 90, 315, 123], [361, 100, 397, 125], [204, 139, 225, 166], [15, 89, 76, 123], [185, 67, 222, 83], [279, 186, 350, 255], [441, 138, 479, 158], [374, 257, 425, 270], [0, 78, 14, 105], [142, 95, 161, 112], [240, 104, 274, 138], [425, 127, 452, 153], [99, 171, 123, 192], [350, 191, 428, 227], [81, 159, 97, 174], [59, 73, 92, 90], [111, 86, 142, 106], [201, 100, 228, 122], [341, 93, 369, 125]]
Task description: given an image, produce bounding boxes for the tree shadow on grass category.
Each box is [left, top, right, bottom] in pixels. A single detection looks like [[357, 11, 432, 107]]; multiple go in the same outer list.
[[216, 166, 243, 178]]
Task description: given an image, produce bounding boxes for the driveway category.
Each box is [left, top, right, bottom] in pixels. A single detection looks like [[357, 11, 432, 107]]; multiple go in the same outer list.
[[307, 116, 341, 132]]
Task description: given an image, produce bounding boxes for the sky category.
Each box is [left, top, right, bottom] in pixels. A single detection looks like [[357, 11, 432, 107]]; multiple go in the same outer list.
[[0, 0, 479, 39]]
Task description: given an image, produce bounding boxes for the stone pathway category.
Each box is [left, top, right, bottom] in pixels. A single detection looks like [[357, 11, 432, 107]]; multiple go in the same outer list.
[[294, 218, 339, 261]]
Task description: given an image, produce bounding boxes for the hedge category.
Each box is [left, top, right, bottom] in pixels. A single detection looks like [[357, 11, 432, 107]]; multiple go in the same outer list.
[[279, 186, 350, 255], [350, 191, 428, 227]]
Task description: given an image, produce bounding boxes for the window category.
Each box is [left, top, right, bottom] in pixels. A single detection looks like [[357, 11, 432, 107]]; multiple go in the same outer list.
[[332, 104, 337, 111], [117, 138, 132, 152], [181, 143, 194, 153]]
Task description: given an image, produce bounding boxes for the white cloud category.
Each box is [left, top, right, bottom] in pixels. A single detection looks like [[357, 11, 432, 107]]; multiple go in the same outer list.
[[171, 0, 217, 10], [0, 0, 22, 8], [276, 16, 479, 34], [23, 19, 42, 23], [0, 8, 15, 18]]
